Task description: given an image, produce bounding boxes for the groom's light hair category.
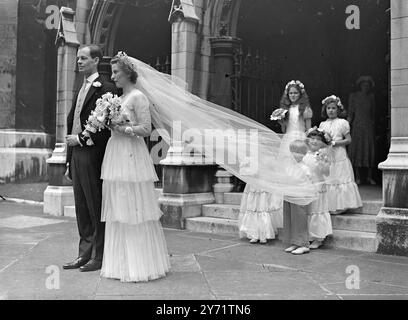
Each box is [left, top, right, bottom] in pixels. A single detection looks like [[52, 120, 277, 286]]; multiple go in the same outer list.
[[79, 44, 103, 65]]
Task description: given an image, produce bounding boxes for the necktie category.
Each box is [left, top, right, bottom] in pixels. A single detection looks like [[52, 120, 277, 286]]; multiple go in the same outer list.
[[72, 79, 88, 135]]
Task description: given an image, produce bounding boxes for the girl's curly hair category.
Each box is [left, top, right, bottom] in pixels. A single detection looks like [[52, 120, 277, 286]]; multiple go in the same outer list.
[[306, 127, 329, 146], [279, 81, 311, 119], [321, 95, 346, 119]]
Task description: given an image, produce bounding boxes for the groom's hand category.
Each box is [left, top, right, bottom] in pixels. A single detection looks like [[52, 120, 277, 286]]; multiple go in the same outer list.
[[66, 135, 80, 147]]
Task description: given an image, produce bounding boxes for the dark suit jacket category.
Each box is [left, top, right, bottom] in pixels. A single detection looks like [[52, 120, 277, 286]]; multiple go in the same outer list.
[[66, 76, 117, 178]]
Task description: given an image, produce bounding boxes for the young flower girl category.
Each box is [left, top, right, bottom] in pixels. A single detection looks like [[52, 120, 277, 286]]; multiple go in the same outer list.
[[282, 139, 313, 255], [304, 128, 333, 249], [318, 95, 362, 214], [238, 186, 282, 243], [238, 80, 312, 244]]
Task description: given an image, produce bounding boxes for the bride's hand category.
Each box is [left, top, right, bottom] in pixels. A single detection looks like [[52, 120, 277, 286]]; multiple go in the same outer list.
[[111, 123, 135, 136]]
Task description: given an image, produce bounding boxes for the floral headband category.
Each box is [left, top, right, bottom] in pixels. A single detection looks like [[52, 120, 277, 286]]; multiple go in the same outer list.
[[306, 126, 324, 136], [306, 126, 330, 145], [285, 80, 306, 94], [322, 95, 343, 110], [116, 51, 136, 71]]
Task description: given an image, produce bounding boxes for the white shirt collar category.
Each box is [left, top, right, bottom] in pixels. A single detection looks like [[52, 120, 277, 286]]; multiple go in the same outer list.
[[85, 72, 99, 84]]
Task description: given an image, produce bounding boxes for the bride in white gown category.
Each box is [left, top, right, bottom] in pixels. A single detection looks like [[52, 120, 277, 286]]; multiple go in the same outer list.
[[99, 52, 328, 280], [100, 52, 170, 282]]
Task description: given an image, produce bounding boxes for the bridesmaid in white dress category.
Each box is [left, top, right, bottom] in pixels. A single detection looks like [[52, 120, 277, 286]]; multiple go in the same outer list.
[[319, 95, 362, 214], [239, 80, 312, 245], [100, 52, 170, 282]]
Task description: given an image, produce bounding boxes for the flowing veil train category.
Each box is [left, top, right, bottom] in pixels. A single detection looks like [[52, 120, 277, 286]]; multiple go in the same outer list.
[[127, 56, 322, 205]]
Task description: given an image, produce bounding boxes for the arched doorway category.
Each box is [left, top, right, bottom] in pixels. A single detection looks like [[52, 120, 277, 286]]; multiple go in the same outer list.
[[89, 0, 173, 186], [218, 0, 390, 183], [90, 0, 172, 65]]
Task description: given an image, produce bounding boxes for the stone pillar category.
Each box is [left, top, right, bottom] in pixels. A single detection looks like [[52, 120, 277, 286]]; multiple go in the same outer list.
[[75, 0, 92, 44], [213, 168, 234, 204], [377, 0, 408, 256], [208, 37, 241, 193], [169, 0, 200, 92], [159, 2, 217, 229], [43, 7, 79, 216], [159, 142, 217, 229], [209, 37, 241, 109]]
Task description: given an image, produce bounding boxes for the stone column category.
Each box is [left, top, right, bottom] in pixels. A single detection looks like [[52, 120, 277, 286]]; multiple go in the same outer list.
[[209, 37, 241, 109], [43, 7, 79, 216], [169, 0, 200, 92], [208, 37, 241, 196], [75, 0, 92, 44], [377, 0, 408, 256], [159, 141, 217, 229], [159, 2, 217, 229]]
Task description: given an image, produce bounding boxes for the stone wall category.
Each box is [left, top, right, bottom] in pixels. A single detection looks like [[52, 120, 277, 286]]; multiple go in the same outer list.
[[0, 0, 18, 129]]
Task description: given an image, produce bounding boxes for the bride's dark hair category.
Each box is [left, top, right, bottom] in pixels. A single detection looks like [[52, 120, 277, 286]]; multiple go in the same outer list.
[[279, 82, 311, 119], [110, 52, 138, 84]]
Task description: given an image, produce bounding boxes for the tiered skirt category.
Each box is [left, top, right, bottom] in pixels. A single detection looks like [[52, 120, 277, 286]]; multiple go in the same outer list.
[[100, 135, 170, 282]]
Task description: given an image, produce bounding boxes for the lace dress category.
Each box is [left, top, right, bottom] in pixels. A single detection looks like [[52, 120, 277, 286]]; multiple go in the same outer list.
[[319, 118, 362, 212], [100, 90, 170, 282]]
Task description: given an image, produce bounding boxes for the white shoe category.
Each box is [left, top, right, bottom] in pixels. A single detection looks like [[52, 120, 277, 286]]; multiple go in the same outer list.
[[291, 246, 310, 255], [259, 239, 267, 244], [285, 245, 299, 253], [309, 240, 322, 249], [249, 239, 258, 243]]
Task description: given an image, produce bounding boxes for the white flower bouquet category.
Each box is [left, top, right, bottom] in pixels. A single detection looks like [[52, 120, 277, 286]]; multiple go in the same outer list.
[[82, 92, 126, 145], [270, 108, 288, 121]]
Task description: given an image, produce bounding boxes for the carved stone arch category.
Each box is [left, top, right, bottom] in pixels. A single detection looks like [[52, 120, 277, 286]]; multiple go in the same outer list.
[[89, 0, 173, 56], [209, 0, 242, 37], [88, 0, 125, 56]]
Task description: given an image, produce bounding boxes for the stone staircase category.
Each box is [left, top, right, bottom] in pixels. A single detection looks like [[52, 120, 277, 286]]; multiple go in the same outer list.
[[185, 190, 382, 252]]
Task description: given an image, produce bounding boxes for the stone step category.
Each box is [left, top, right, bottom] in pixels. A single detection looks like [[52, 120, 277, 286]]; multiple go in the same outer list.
[[325, 230, 378, 252], [223, 192, 382, 215], [348, 200, 382, 216], [203, 203, 377, 233], [185, 216, 378, 252], [63, 205, 76, 218], [184, 217, 238, 235], [331, 214, 377, 233], [202, 204, 240, 220]]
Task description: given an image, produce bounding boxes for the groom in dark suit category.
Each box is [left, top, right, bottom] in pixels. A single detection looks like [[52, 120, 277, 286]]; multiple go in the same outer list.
[[63, 45, 116, 272]]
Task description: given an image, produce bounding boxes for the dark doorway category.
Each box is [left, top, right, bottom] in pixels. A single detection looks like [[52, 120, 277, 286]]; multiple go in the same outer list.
[[111, 1, 173, 187], [113, 1, 172, 66], [235, 0, 390, 183]]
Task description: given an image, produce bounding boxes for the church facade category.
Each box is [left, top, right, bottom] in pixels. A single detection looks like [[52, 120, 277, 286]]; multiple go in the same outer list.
[[1, 0, 407, 255]]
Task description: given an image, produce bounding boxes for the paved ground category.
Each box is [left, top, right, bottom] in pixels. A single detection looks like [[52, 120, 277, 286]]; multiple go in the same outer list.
[[0, 183, 48, 203], [1, 201, 408, 301]]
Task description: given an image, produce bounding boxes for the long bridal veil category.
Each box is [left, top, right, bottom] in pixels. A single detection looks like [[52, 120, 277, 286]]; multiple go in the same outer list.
[[129, 56, 322, 205]]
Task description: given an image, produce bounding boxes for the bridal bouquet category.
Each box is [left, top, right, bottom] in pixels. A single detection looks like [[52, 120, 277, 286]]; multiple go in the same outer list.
[[270, 108, 288, 121], [82, 92, 125, 145]]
